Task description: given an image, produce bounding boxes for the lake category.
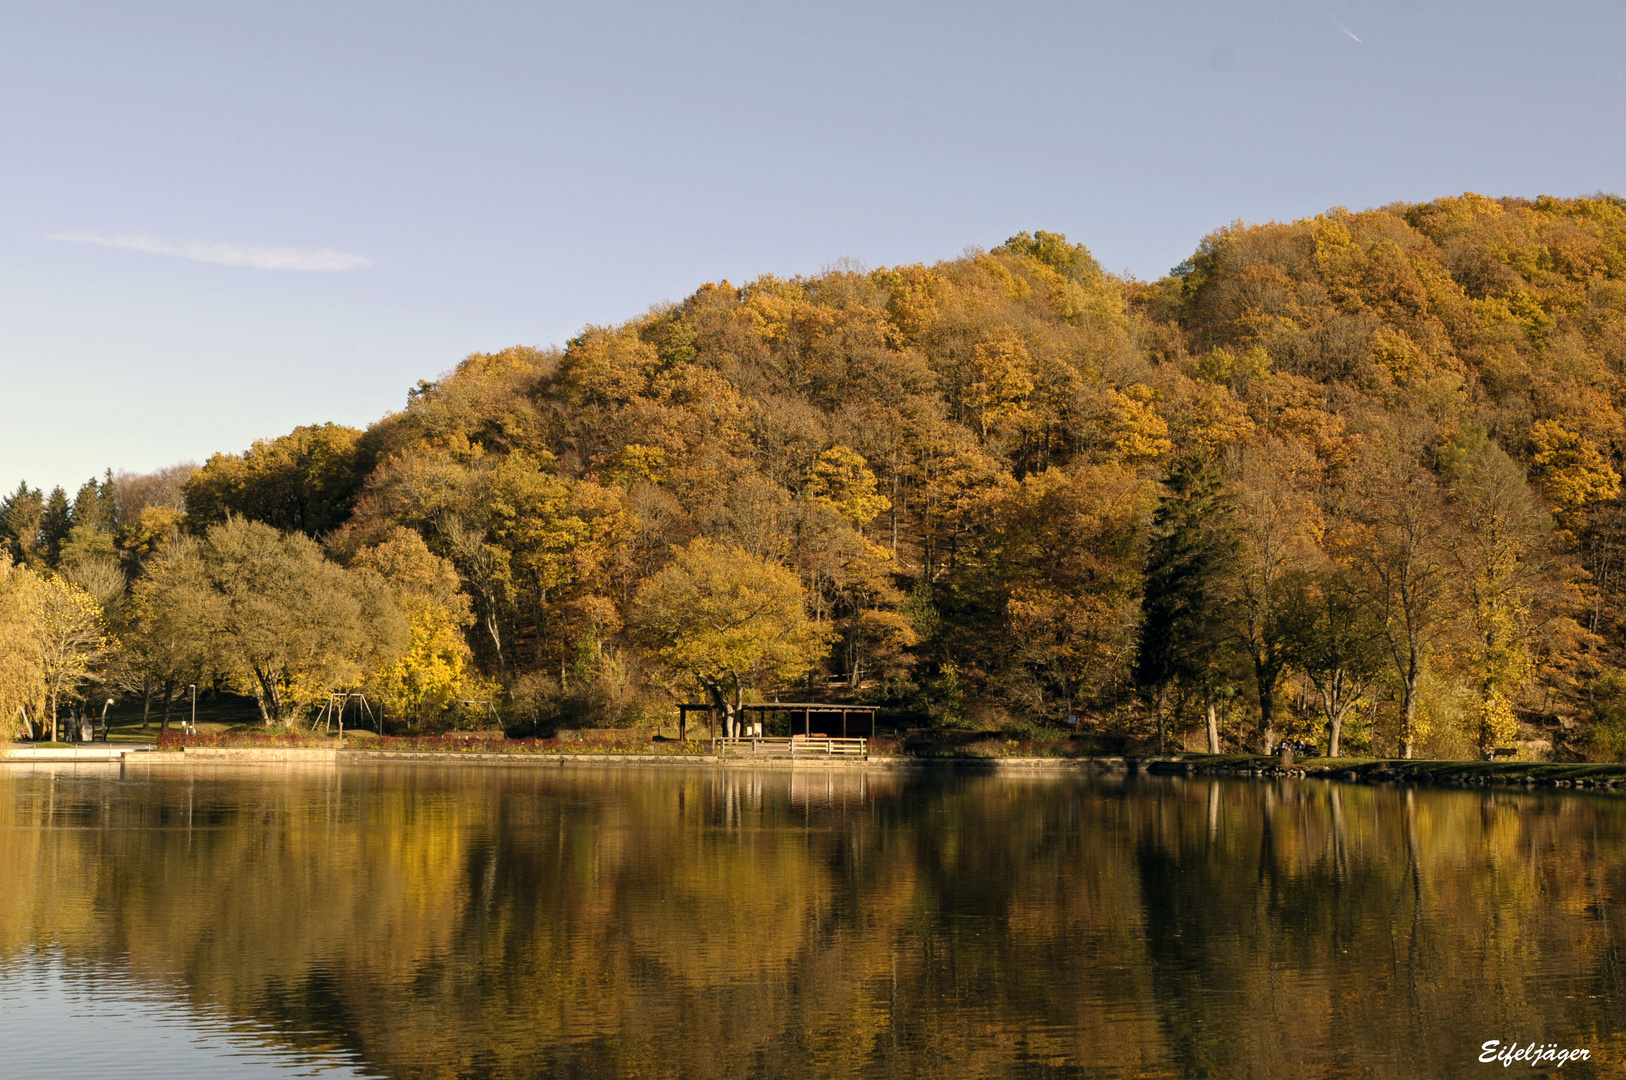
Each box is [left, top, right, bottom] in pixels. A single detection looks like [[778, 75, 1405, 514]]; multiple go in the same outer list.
[[0, 762, 1620, 1078]]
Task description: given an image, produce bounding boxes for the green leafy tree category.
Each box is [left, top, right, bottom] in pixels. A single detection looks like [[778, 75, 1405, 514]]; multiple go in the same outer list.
[[144, 518, 407, 723], [1280, 568, 1384, 757], [184, 423, 368, 536], [129, 536, 218, 731], [996, 230, 1102, 282]]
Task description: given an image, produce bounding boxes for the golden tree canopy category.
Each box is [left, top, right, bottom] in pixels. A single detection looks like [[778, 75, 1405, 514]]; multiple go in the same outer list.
[[632, 538, 831, 710]]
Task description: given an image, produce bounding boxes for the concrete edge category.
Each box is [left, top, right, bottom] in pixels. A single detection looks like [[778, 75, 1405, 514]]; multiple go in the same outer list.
[[115, 747, 1166, 772], [1, 746, 153, 762]]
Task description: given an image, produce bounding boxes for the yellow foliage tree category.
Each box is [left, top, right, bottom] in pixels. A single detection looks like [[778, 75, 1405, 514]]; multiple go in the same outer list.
[[967, 334, 1036, 437], [353, 529, 484, 727], [1449, 439, 1549, 753], [805, 446, 891, 528], [366, 605, 485, 728], [1104, 386, 1173, 462], [0, 556, 46, 740], [558, 327, 660, 409], [31, 573, 111, 741], [631, 538, 832, 735], [1530, 419, 1621, 523]]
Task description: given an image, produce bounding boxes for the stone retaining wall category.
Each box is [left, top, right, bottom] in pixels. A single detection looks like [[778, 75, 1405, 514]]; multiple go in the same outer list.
[[119, 747, 1178, 772]]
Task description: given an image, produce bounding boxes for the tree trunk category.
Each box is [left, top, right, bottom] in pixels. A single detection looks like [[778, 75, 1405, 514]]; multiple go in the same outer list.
[[253, 667, 280, 725], [1206, 702, 1220, 753], [483, 605, 504, 672], [890, 476, 899, 553], [1399, 673, 1418, 760], [1257, 682, 1276, 755], [1476, 678, 1496, 756], [1327, 707, 1343, 758], [700, 677, 737, 737]]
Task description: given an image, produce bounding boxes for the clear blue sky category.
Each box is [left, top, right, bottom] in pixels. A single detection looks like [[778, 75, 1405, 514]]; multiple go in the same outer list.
[[3, 1, 1623, 494]]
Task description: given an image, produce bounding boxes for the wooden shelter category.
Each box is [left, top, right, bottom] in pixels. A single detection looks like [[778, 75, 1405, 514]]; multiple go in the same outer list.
[[675, 702, 878, 741]]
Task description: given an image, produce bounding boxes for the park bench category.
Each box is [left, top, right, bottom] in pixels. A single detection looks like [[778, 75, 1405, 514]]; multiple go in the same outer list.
[[1484, 748, 1518, 761]]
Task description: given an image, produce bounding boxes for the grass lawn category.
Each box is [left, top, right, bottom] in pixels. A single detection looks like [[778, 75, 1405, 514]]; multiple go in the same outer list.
[[81, 692, 266, 744]]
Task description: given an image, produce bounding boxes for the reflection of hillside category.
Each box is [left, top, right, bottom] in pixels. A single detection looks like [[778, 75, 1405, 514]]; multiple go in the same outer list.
[[1, 766, 1624, 1078], [1132, 780, 1626, 1078]]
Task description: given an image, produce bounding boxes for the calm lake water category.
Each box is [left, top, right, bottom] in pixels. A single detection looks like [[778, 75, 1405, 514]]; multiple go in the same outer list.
[[1, 763, 1621, 1079]]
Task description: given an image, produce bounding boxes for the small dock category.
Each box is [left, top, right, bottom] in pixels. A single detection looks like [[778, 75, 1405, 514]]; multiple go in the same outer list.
[[716, 735, 870, 759]]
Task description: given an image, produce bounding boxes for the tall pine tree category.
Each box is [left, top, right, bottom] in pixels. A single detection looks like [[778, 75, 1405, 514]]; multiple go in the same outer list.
[[1136, 462, 1241, 751], [39, 487, 72, 568]]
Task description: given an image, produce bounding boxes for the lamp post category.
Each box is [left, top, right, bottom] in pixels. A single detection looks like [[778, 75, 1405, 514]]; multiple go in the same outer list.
[[188, 684, 197, 736]]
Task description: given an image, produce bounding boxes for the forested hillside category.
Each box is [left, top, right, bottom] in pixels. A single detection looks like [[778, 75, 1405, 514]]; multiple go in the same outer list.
[[9, 193, 1626, 759]]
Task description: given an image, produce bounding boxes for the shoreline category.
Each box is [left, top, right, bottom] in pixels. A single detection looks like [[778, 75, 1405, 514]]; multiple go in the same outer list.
[[8, 746, 1625, 789], [119, 747, 1157, 771], [0, 746, 1610, 789], [1171, 753, 1626, 790]]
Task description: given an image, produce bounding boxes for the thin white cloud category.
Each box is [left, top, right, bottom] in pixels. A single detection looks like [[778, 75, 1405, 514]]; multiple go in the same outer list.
[[46, 230, 373, 272], [1328, 16, 1362, 43]]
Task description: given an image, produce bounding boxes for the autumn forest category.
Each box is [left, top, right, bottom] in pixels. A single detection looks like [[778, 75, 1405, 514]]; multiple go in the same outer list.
[[8, 193, 1626, 761]]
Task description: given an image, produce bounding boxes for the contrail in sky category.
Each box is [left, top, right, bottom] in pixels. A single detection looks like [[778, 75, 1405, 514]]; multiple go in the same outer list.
[[46, 231, 373, 271], [1329, 16, 1362, 43]]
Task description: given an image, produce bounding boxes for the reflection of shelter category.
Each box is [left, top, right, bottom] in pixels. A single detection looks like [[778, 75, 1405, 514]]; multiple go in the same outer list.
[[676, 703, 877, 740]]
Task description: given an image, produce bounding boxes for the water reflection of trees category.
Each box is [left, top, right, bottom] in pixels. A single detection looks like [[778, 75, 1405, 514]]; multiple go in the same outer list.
[[1, 766, 1624, 1078]]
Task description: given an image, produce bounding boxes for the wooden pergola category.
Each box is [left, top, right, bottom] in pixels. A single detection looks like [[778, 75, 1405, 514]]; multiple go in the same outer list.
[[675, 702, 878, 741]]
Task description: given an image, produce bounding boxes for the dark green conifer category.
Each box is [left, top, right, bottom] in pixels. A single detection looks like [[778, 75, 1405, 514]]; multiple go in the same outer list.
[[1136, 462, 1242, 750]]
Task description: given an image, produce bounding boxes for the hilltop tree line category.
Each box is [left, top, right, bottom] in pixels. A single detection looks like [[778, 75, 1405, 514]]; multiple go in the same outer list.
[[8, 193, 1626, 758]]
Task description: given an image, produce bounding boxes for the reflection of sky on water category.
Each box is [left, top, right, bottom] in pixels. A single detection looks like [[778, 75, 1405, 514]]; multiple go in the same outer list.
[[0, 949, 377, 1080]]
